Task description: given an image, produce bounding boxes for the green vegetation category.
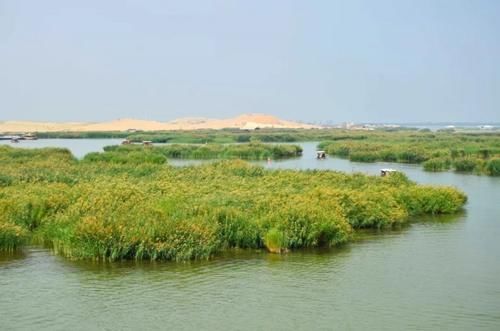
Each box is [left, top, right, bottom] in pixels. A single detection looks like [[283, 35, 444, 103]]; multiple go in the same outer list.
[[83, 150, 168, 164], [319, 131, 500, 176], [0, 220, 28, 251], [36, 128, 372, 143], [486, 158, 500, 176], [98, 143, 302, 160], [36, 131, 130, 139], [423, 158, 451, 172], [34, 127, 500, 176], [453, 158, 480, 173], [0, 145, 467, 260], [263, 228, 288, 253]]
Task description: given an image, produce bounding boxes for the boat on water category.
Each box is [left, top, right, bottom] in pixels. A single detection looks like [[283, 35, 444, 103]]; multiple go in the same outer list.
[[22, 133, 37, 140], [380, 168, 397, 176], [316, 150, 326, 159], [0, 133, 37, 141], [0, 135, 22, 142]]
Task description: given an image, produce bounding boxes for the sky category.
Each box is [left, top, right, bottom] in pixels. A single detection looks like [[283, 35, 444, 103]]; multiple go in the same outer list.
[[1, 0, 499, 123]]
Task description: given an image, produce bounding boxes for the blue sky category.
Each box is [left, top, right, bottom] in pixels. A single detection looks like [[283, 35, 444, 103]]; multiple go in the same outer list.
[[1, 0, 499, 123]]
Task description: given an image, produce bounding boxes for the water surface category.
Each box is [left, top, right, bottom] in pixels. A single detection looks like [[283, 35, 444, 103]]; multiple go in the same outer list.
[[1, 140, 499, 330], [0, 138, 122, 158]]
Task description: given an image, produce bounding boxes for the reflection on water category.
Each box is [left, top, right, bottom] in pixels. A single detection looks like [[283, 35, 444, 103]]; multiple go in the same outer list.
[[1, 140, 500, 330], [0, 250, 27, 268]]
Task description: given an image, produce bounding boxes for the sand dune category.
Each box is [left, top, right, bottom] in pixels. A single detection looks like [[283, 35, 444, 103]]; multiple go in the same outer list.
[[0, 121, 89, 132], [0, 114, 318, 133], [81, 118, 169, 132]]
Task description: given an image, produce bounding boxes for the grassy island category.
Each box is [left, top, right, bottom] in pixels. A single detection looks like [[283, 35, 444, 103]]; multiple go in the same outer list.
[[319, 132, 500, 176], [95, 142, 303, 161], [35, 128, 500, 176], [0, 145, 466, 260]]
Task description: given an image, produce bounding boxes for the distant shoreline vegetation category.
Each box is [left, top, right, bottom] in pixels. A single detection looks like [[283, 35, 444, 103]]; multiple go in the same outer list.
[[35, 128, 371, 143], [0, 145, 467, 260], [27, 124, 500, 142]]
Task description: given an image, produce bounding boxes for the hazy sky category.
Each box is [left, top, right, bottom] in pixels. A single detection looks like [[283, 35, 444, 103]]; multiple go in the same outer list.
[[1, 0, 499, 123]]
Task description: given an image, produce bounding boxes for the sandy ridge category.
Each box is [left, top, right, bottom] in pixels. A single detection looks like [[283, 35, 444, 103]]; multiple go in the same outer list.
[[0, 114, 319, 132]]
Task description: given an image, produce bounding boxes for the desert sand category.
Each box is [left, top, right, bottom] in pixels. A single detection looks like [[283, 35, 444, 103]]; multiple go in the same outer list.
[[0, 114, 318, 133]]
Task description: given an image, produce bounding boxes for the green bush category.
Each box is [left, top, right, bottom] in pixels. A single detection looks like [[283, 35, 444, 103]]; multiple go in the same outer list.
[[0, 219, 28, 251], [453, 158, 477, 172], [397, 186, 467, 215], [423, 158, 451, 172], [397, 150, 427, 163], [349, 152, 379, 162], [263, 228, 288, 253], [0, 173, 13, 187], [83, 151, 167, 164], [486, 158, 500, 176]]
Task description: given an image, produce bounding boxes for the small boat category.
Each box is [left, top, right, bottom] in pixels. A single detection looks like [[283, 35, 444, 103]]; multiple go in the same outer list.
[[0, 135, 20, 141], [316, 150, 326, 159], [380, 168, 397, 176], [11, 137, 20, 143], [22, 133, 37, 140]]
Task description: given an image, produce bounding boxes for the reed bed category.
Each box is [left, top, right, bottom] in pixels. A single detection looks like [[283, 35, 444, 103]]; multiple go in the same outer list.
[[37, 128, 372, 143], [319, 132, 500, 176], [0, 146, 467, 260], [100, 142, 303, 160], [0, 220, 28, 251]]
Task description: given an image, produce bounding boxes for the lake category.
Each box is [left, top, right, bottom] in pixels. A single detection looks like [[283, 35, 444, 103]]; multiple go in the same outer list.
[[1, 140, 499, 330], [0, 138, 123, 159]]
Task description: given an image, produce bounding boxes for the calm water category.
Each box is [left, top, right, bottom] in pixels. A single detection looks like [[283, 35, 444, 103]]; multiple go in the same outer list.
[[0, 138, 123, 158], [1, 140, 500, 330]]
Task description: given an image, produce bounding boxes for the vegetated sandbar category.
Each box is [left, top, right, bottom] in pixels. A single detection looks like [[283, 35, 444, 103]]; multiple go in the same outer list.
[[94, 143, 303, 161], [0, 145, 466, 260], [318, 131, 500, 176], [27, 127, 500, 176]]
